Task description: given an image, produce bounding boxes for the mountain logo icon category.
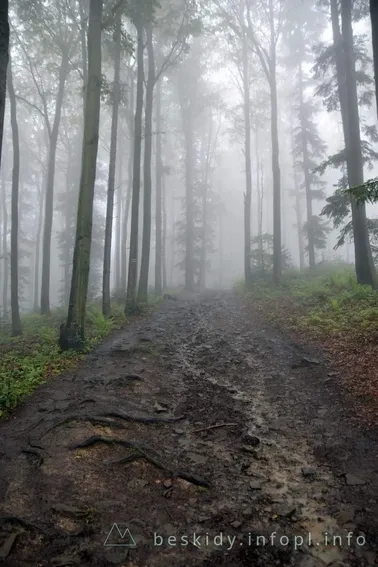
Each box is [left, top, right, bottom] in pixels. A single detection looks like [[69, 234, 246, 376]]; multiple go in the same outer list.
[[104, 524, 137, 547]]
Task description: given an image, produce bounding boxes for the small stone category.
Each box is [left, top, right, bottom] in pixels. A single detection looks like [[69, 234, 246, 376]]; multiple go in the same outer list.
[[249, 480, 263, 490], [230, 520, 242, 529], [345, 473, 366, 486], [163, 479, 173, 489], [154, 402, 167, 413], [301, 467, 316, 478], [242, 434, 260, 447], [173, 429, 184, 435]]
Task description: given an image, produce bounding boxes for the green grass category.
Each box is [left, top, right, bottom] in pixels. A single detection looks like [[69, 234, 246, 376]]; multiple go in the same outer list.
[[238, 263, 378, 340], [0, 297, 162, 418]]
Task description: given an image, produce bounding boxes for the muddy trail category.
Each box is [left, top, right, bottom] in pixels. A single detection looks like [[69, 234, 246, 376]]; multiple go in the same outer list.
[[0, 291, 378, 567]]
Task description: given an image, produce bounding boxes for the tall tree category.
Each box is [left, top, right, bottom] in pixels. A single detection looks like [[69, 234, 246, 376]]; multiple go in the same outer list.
[[60, 0, 103, 348], [125, 9, 144, 313], [137, 19, 154, 303], [371, 0, 378, 117], [337, 0, 377, 286], [0, 0, 9, 173], [7, 57, 22, 336], [102, 7, 122, 316], [245, 0, 283, 283]]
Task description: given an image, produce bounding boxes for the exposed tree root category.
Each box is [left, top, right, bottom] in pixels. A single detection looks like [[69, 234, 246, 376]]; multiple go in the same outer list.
[[38, 416, 131, 439], [100, 411, 186, 424], [21, 448, 44, 465], [69, 436, 210, 488], [192, 422, 238, 434], [0, 516, 50, 535]]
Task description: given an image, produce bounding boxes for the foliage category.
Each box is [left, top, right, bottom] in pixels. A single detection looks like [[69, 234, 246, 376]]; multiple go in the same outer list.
[[0, 303, 126, 417], [240, 264, 378, 341], [249, 234, 292, 277]]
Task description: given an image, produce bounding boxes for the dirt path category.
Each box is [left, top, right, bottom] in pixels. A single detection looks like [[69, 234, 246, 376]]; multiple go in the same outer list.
[[0, 291, 377, 567]]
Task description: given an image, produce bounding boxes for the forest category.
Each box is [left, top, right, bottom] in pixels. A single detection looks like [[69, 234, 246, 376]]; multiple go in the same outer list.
[[1, 0, 378, 566]]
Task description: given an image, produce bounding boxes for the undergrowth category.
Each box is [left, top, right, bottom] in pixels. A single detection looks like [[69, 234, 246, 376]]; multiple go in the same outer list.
[[237, 263, 378, 341], [0, 297, 162, 418]]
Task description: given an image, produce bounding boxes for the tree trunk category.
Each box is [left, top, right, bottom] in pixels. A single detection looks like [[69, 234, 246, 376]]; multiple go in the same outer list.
[[183, 113, 195, 291], [0, 0, 9, 173], [40, 52, 70, 315], [60, 0, 103, 348], [138, 21, 155, 303], [154, 74, 163, 295], [269, 3, 281, 284], [120, 68, 134, 296], [370, 0, 378, 117], [162, 170, 167, 290], [114, 151, 122, 293], [242, 30, 252, 287], [1, 164, 8, 318], [7, 58, 21, 335], [125, 19, 144, 312], [333, 0, 377, 287], [298, 62, 315, 269], [33, 187, 44, 312], [102, 8, 121, 317]]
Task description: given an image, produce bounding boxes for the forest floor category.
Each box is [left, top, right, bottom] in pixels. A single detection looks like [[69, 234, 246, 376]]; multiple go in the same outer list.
[[0, 290, 378, 567]]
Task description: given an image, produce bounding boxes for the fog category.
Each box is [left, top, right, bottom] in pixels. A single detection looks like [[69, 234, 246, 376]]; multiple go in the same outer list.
[[0, 0, 377, 324]]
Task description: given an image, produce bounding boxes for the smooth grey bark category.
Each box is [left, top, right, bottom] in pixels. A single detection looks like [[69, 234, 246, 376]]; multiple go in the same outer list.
[[162, 170, 167, 290], [298, 62, 315, 269], [371, 0, 378, 117], [120, 68, 134, 295], [330, 0, 377, 288], [125, 19, 144, 312], [242, 28, 252, 287], [154, 74, 163, 295], [0, 0, 9, 173], [61, 0, 103, 346], [291, 128, 305, 271], [7, 58, 21, 335], [114, 147, 122, 293], [33, 176, 44, 311], [1, 165, 8, 318], [102, 9, 121, 316], [246, 0, 281, 283], [138, 21, 155, 303], [40, 51, 70, 315]]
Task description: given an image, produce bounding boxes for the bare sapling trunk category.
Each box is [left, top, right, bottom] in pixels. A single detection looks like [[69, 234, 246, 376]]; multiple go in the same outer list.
[[59, 0, 103, 349]]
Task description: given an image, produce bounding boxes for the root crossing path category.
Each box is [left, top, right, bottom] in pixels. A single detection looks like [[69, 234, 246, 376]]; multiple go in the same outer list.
[[0, 291, 377, 567]]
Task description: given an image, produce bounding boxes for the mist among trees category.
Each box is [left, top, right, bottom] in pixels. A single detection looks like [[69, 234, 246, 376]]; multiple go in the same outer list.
[[0, 0, 377, 341]]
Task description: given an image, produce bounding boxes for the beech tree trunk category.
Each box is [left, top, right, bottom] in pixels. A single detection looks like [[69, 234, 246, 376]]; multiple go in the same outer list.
[[370, 0, 378, 117], [125, 19, 144, 312], [331, 0, 377, 288], [7, 58, 21, 335], [1, 163, 8, 318], [0, 0, 9, 173], [154, 75, 163, 295], [40, 51, 70, 315], [242, 29, 252, 287], [298, 62, 315, 269], [102, 9, 121, 316], [61, 0, 103, 347], [138, 21, 155, 303]]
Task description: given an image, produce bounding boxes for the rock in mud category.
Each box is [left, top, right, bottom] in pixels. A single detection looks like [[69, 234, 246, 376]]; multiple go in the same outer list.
[[301, 467, 317, 478], [344, 473, 366, 486]]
